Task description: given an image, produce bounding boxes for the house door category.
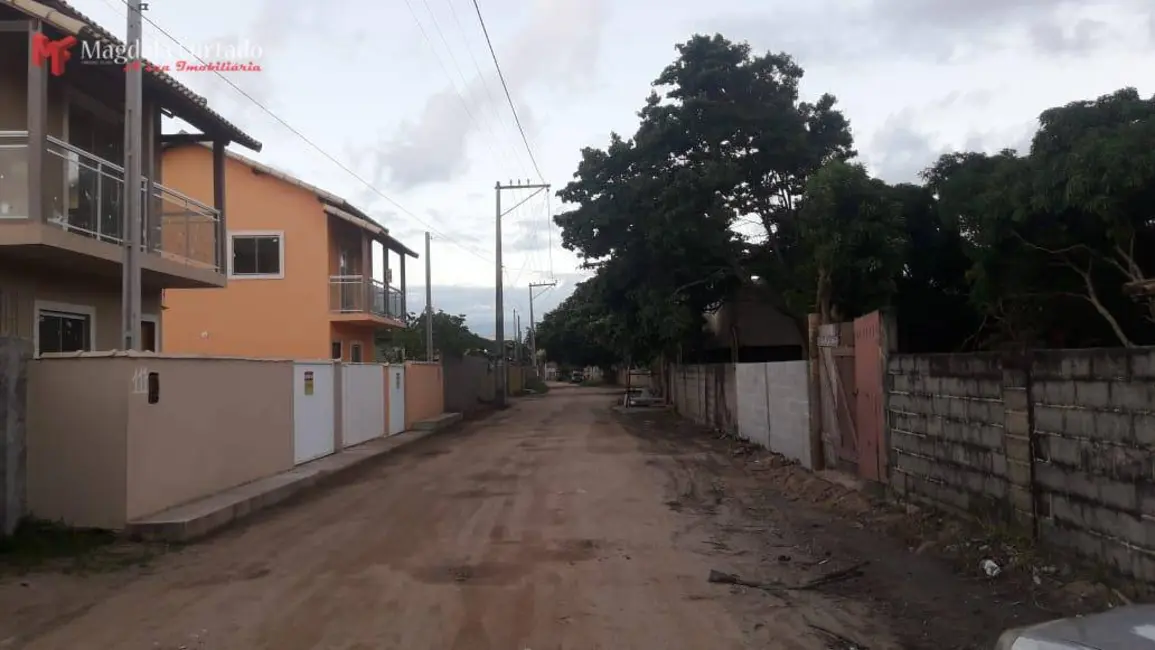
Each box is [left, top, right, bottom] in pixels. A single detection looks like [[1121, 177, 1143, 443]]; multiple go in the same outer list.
[[387, 365, 406, 435]]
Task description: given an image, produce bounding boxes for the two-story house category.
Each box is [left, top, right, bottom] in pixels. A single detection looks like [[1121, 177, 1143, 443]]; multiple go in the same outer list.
[[0, 0, 261, 355], [159, 144, 416, 362]]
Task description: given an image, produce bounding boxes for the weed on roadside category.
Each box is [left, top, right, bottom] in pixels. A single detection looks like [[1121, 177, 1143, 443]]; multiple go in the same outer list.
[[0, 519, 167, 576]]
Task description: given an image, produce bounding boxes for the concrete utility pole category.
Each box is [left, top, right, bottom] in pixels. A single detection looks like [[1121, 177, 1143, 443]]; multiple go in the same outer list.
[[513, 308, 521, 367], [528, 281, 556, 377], [121, 0, 145, 350], [424, 231, 433, 361], [494, 179, 549, 406]]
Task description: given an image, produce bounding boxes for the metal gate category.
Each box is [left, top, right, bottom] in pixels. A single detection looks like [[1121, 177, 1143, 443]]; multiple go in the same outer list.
[[854, 312, 886, 483], [292, 363, 335, 465], [387, 365, 406, 435], [818, 323, 858, 469], [342, 363, 385, 447]]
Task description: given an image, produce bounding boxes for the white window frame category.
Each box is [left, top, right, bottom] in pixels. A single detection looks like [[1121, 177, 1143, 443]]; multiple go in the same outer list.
[[33, 299, 97, 357], [228, 230, 285, 280], [141, 313, 160, 352]]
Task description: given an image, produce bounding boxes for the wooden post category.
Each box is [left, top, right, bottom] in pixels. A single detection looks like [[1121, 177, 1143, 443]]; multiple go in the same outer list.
[[807, 313, 824, 469], [212, 141, 226, 271]]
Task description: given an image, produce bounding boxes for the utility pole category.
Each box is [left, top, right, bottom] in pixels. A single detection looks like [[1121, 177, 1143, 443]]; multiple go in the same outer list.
[[513, 308, 521, 367], [528, 280, 556, 377], [494, 179, 549, 406], [121, 0, 145, 350], [424, 231, 433, 361]]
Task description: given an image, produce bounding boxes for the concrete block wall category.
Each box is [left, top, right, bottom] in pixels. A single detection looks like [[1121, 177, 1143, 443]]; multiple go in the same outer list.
[[886, 346, 1155, 582], [1030, 348, 1155, 581], [886, 353, 1009, 516], [735, 361, 812, 467]]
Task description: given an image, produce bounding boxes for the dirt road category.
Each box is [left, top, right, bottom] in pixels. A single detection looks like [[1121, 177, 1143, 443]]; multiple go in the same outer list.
[[1, 388, 1066, 649]]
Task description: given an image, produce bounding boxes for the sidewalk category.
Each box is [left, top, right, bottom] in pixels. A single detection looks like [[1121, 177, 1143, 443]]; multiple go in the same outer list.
[[126, 413, 463, 542]]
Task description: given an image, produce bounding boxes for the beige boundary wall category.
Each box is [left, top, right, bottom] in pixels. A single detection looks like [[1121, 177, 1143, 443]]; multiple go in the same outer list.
[[25, 352, 456, 530]]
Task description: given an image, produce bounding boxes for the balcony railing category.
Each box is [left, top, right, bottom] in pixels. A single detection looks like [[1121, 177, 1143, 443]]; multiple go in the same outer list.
[[329, 275, 404, 321], [0, 131, 221, 272]]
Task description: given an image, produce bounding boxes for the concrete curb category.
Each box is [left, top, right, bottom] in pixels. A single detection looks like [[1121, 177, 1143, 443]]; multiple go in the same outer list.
[[125, 413, 463, 543]]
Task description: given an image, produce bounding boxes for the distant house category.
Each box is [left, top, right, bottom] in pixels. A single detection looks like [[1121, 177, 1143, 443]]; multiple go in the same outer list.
[[696, 284, 804, 363]]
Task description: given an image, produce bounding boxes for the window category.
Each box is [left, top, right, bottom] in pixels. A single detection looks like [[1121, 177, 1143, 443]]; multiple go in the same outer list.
[[350, 343, 363, 363], [331, 341, 342, 360], [36, 307, 93, 355], [229, 232, 283, 278]]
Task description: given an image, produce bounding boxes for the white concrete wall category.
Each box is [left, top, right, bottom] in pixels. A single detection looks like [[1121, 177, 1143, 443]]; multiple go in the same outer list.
[[735, 361, 813, 467]]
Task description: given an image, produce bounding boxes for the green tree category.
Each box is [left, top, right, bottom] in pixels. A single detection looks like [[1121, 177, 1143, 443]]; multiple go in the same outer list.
[[376, 310, 494, 360], [789, 161, 906, 323], [554, 34, 855, 359], [534, 278, 621, 375]]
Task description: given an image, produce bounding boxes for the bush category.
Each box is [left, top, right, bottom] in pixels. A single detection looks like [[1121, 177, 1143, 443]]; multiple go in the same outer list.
[[525, 376, 550, 393]]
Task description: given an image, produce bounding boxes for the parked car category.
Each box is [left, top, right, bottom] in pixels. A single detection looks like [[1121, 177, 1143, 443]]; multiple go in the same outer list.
[[996, 604, 1155, 649], [570, 371, 584, 383]]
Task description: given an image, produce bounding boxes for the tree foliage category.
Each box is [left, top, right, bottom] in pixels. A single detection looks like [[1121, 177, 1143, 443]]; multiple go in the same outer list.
[[547, 32, 1155, 356], [377, 310, 494, 360]]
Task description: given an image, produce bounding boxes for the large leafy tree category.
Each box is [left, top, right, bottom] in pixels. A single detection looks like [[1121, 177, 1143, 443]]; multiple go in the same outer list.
[[790, 161, 907, 323], [554, 34, 855, 359], [923, 88, 1155, 347], [1024, 88, 1155, 345]]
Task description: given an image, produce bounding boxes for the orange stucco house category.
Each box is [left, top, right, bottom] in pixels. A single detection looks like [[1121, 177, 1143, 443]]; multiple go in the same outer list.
[[159, 144, 416, 362]]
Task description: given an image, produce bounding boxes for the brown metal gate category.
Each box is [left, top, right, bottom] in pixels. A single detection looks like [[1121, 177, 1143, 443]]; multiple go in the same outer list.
[[854, 311, 886, 483], [817, 322, 858, 469], [815, 311, 889, 481]]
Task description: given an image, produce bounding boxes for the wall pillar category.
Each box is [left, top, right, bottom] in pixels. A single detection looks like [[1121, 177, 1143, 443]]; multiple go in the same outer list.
[[1002, 353, 1037, 534], [1, 337, 31, 535]]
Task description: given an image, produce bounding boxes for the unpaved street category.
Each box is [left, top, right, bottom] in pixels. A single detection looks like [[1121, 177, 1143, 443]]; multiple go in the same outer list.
[[1, 388, 1068, 649]]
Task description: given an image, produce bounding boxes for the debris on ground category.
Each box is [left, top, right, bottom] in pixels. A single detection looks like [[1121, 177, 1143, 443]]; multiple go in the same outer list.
[[981, 559, 1002, 578], [707, 561, 869, 592]]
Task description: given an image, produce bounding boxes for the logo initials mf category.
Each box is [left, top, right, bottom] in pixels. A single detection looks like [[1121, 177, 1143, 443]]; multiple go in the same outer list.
[[31, 33, 78, 77]]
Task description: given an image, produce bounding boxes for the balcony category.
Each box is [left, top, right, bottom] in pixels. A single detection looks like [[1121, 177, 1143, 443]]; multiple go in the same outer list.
[[329, 275, 405, 326], [0, 131, 223, 287]]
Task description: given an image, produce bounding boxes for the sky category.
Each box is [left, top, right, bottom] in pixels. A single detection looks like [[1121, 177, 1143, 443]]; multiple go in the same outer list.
[[68, 0, 1155, 338]]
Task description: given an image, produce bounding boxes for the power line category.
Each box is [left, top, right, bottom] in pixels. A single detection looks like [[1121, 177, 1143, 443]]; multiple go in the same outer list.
[[404, 0, 521, 177], [444, 0, 530, 178], [124, 1, 496, 264], [469, 0, 544, 181]]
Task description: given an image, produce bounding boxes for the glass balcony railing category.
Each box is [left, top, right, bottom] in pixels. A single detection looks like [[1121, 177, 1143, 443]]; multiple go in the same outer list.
[[329, 275, 405, 320], [0, 131, 221, 272]]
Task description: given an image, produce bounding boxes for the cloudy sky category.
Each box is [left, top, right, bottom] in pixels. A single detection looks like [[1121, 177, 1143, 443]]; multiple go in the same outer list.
[[71, 0, 1155, 337]]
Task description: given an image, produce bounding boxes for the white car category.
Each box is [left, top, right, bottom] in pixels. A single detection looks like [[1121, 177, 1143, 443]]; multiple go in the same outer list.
[[996, 605, 1155, 649]]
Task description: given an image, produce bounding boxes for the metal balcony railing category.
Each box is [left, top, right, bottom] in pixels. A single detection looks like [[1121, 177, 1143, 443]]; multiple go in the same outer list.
[[329, 275, 404, 320], [0, 131, 221, 272]]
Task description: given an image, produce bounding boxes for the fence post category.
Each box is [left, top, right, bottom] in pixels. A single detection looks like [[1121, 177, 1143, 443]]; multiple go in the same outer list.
[[807, 313, 824, 470], [1001, 350, 1038, 537]]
